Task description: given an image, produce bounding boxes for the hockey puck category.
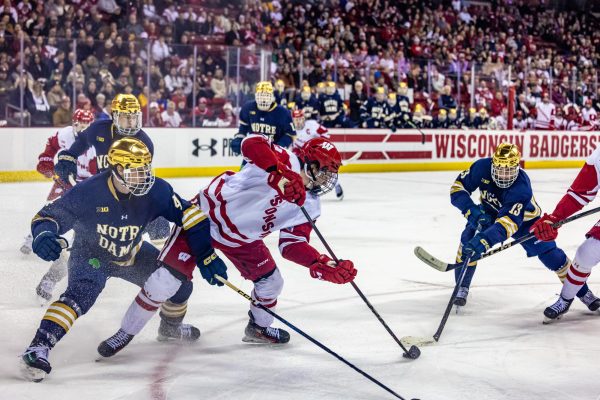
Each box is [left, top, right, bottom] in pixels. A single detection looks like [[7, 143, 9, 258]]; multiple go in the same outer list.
[[402, 345, 421, 360]]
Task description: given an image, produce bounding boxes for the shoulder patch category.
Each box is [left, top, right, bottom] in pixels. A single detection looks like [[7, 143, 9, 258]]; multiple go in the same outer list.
[[96, 206, 109, 213], [97, 136, 105, 142], [481, 178, 490, 184], [250, 111, 256, 115]]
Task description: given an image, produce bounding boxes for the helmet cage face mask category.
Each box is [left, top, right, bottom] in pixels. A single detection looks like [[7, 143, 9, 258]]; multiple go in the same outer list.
[[491, 163, 519, 188], [113, 163, 155, 196], [113, 111, 142, 136], [304, 161, 338, 196], [293, 115, 305, 130]]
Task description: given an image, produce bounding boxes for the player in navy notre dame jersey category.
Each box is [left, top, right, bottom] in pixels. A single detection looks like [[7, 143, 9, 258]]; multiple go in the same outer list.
[[449, 143, 600, 309], [20, 137, 227, 382], [50, 94, 171, 289], [230, 81, 296, 154]]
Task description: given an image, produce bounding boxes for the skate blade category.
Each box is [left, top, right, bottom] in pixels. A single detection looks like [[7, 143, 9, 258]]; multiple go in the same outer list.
[[156, 334, 200, 343], [543, 314, 564, 324], [242, 335, 287, 345], [20, 360, 47, 382]]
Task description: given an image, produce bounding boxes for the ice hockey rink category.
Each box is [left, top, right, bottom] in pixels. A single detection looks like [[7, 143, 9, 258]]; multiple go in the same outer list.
[[2, 169, 600, 400]]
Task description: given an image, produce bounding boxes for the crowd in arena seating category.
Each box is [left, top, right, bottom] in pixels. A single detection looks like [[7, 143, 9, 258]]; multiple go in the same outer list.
[[0, 0, 598, 129]]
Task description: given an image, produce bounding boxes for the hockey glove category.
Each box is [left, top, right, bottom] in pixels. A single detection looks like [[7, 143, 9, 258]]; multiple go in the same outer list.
[[54, 150, 77, 184], [267, 163, 306, 206], [32, 231, 67, 262], [230, 133, 245, 155], [197, 251, 228, 286], [462, 233, 491, 258], [464, 205, 493, 231], [530, 213, 560, 242], [309, 255, 357, 284], [37, 157, 55, 178]]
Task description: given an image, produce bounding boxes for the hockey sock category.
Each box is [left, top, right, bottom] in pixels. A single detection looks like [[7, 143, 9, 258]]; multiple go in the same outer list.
[[561, 261, 591, 300], [159, 301, 187, 325], [38, 298, 81, 345], [553, 260, 590, 298], [249, 268, 284, 327]]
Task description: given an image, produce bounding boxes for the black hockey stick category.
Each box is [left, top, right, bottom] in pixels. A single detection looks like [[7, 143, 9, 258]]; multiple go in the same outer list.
[[401, 256, 473, 347], [405, 120, 426, 144], [414, 205, 600, 273], [215, 276, 417, 400], [299, 206, 421, 360]]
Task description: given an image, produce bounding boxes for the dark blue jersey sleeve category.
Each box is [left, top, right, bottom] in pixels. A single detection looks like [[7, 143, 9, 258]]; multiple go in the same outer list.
[[67, 125, 93, 157], [238, 103, 251, 136], [450, 159, 486, 214], [31, 183, 85, 237]]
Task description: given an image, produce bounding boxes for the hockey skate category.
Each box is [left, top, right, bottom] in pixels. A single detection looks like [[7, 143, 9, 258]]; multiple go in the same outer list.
[[157, 319, 200, 342], [543, 296, 573, 324], [335, 184, 344, 201], [579, 289, 600, 312], [97, 329, 134, 358], [35, 277, 56, 304], [21, 344, 51, 382], [20, 234, 33, 255], [453, 287, 469, 307], [242, 311, 290, 344]]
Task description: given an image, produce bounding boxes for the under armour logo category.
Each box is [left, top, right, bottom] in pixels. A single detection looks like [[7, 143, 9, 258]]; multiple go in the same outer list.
[[192, 138, 217, 157], [121, 215, 128, 220]]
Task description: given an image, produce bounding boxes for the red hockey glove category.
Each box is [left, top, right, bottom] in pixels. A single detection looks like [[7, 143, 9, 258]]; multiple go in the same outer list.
[[530, 213, 560, 242], [267, 163, 306, 206], [37, 157, 54, 178], [309, 255, 357, 284]]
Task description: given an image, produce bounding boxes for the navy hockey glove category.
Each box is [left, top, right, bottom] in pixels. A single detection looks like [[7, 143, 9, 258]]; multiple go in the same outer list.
[[462, 233, 491, 258], [230, 133, 245, 155], [198, 252, 228, 286], [464, 205, 493, 231], [54, 150, 77, 184], [32, 231, 67, 262]]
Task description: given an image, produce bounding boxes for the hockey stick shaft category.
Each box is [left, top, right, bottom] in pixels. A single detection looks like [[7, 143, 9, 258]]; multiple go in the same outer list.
[[405, 120, 426, 144], [433, 256, 472, 342], [215, 275, 409, 400], [422, 205, 600, 272], [299, 206, 417, 357]]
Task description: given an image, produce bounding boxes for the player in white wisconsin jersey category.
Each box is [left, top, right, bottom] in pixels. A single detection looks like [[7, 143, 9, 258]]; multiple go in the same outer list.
[[535, 92, 556, 130], [20, 109, 96, 303], [292, 109, 344, 200], [99, 135, 357, 350]]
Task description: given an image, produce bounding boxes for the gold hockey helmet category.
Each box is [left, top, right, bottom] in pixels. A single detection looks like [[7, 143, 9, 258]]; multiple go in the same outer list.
[[111, 93, 142, 136], [108, 137, 155, 196], [491, 143, 521, 188]]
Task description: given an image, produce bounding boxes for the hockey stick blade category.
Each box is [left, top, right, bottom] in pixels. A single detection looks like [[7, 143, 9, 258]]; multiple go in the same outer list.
[[342, 151, 363, 166], [400, 335, 436, 347], [414, 246, 449, 272]]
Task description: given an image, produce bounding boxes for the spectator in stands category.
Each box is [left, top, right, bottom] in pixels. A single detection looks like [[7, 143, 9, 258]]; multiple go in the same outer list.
[[217, 102, 236, 127], [94, 93, 111, 120], [194, 97, 213, 126], [438, 85, 457, 111], [161, 100, 182, 127], [26, 78, 51, 126], [52, 95, 71, 127], [535, 92, 555, 130], [46, 81, 65, 109], [0, 63, 11, 114], [148, 101, 164, 127], [211, 68, 227, 99], [490, 91, 506, 117], [151, 35, 171, 62], [349, 80, 367, 125]]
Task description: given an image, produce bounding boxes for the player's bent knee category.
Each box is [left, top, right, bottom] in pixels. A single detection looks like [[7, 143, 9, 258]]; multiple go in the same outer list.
[[538, 248, 567, 271], [574, 237, 600, 273], [254, 268, 284, 300], [144, 266, 184, 303]]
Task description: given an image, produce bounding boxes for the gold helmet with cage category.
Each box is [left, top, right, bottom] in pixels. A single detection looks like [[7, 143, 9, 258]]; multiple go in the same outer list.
[[111, 94, 142, 136], [108, 137, 155, 196], [255, 81, 275, 111], [491, 143, 521, 188]]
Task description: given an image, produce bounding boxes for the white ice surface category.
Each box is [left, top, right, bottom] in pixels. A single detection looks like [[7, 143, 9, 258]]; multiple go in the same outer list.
[[2, 170, 600, 400]]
